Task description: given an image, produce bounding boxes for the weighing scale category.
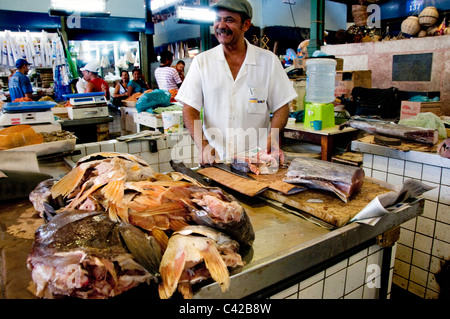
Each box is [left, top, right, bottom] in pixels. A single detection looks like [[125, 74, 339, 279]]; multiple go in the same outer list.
[[62, 92, 109, 120], [0, 101, 61, 132]]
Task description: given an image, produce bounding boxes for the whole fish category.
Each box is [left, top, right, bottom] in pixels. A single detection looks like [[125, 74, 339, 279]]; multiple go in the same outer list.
[[284, 157, 365, 202], [27, 210, 161, 299], [162, 185, 255, 248], [340, 118, 438, 145]]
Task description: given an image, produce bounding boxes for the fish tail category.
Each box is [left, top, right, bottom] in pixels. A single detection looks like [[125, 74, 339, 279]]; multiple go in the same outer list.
[[158, 250, 186, 299], [202, 241, 230, 292], [101, 180, 124, 206], [151, 228, 169, 252], [50, 166, 85, 198], [169, 219, 190, 231], [109, 203, 129, 223]]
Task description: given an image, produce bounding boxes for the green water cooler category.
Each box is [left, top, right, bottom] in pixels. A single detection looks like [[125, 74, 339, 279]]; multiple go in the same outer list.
[[303, 102, 335, 129]]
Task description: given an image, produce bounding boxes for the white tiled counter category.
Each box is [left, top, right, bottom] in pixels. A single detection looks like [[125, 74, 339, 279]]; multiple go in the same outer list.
[[351, 140, 450, 299]]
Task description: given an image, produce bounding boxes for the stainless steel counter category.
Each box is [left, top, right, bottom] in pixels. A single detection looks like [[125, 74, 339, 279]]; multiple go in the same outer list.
[[193, 195, 424, 299]]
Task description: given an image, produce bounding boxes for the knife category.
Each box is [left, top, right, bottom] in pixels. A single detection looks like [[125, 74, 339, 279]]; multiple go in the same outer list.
[[210, 162, 256, 180], [170, 160, 211, 186]]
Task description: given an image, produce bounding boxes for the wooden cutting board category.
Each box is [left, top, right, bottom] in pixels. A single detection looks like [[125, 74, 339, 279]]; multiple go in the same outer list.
[[198, 166, 393, 228], [197, 167, 305, 197], [262, 178, 392, 228]]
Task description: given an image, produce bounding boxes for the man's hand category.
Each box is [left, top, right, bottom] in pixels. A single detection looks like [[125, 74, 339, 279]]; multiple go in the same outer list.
[[200, 143, 218, 165]]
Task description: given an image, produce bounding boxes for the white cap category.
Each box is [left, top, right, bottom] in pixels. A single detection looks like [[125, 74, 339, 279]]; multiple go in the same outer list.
[[80, 62, 100, 73]]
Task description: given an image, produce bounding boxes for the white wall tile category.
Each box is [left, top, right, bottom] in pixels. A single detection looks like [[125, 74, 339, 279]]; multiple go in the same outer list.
[[373, 155, 388, 171], [442, 168, 450, 186], [299, 270, 324, 289], [408, 281, 426, 298], [97, 140, 115, 152], [156, 136, 167, 150], [414, 233, 433, 254], [141, 140, 150, 152], [84, 142, 100, 155], [387, 173, 404, 186], [372, 170, 387, 182], [362, 153, 373, 168], [404, 161, 422, 179], [398, 228, 415, 246], [159, 162, 172, 173], [323, 269, 346, 299], [410, 266, 429, 287], [436, 203, 450, 224], [344, 286, 363, 299], [423, 200, 438, 219], [435, 222, 450, 243], [394, 259, 411, 279], [422, 165, 442, 184], [431, 239, 450, 259], [439, 185, 450, 205], [363, 167, 372, 177], [114, 141, 128, 153], [388, 158, 404, 175], [298, 280, 323, 299], [325, 259, 347, 276], [396, 244, 412, 263], [127, 141, 141, 154], [416, 216, 435, 237], [411, 250, 431, 271], [270, 284, 298, 299], [349, 248, 368, 265], [345, 259, 366, 294], [158, 148, 172, 163]]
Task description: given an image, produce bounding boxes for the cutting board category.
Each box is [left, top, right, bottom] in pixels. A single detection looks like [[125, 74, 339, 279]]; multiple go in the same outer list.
[[197, 167, 305, 197], [262, 178, 392, 228], [198, 166, 393, 228]]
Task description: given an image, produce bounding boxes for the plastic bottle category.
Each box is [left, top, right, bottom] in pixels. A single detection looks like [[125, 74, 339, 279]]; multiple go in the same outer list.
[[305, 58, 337, 104]]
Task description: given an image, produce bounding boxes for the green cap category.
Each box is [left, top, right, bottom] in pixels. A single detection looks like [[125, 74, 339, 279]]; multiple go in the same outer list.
[[211, 0, 253, 20]]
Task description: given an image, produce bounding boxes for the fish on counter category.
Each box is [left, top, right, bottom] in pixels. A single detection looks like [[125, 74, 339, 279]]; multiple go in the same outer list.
[[28, 152, 255, 299], [158, 225, 244, 299], [231, 148, 286, 175], [283, 157, 365, 202], [437, 138, 450, 158], [340, 117, 438, 145], [27, 210, 161, 299]]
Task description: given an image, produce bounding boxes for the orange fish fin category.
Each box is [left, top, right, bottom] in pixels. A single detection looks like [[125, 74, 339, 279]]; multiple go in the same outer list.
[[151, 228, 169, 252], [67, 183, 103, 210], [202, 241, 230, 292], [50, 166, 85, 198], [101, 179, 124, 206], [158, 249, 186, 299]]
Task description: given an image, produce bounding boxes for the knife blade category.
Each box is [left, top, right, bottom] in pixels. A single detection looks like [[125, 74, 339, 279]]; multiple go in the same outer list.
[[211, 163, 256, 180], [170, 160, 211, 186]]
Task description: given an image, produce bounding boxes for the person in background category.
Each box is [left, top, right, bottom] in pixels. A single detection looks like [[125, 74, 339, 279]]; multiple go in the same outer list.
[[173, 60, 185, 81], [155, 50, 182, 90], [76, 69, 89, 93], [8, 58, 33, 101], [127, 68, 150, 96], [112, 70, 130, 107], [176, 0, 297, 164], [82, 62, 110, 100]]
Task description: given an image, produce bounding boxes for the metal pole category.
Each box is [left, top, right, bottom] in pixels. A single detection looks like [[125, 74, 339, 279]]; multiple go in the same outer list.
[[200, 0, 211, 52], [307, 0, 325, 57]]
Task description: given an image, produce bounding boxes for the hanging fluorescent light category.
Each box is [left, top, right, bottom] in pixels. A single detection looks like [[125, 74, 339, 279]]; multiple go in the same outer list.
[[176, 6, 216, 24], [49, 0, 110, 17]]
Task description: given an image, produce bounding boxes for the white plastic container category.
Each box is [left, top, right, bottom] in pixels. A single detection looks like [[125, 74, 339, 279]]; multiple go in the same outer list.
[[305, 58, 337, 104], [162, 111, 183, 134]]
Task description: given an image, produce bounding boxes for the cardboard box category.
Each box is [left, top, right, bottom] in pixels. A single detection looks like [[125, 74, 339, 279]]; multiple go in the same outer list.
[[400, 101, 442, 119], [335, 70, 372, 98], [289, 79, 306, 112]]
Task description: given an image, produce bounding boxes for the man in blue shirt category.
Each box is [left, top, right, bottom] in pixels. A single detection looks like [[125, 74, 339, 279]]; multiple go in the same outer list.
[[9, 58, 33, 101]]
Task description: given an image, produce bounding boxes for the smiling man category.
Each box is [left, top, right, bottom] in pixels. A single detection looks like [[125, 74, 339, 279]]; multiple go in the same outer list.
[[176, 0, 297, 165]]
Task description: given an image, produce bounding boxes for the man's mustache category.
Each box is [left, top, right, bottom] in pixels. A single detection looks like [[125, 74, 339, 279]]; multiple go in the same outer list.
[[216, 28, 232, 36]]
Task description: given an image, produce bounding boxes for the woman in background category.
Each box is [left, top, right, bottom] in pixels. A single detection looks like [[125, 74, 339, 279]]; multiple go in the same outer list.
[[112, 70, 130, 107]]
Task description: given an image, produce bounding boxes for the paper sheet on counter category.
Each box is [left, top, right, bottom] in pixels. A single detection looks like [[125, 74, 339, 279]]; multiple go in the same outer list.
[[351, 179, 435, 226]]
